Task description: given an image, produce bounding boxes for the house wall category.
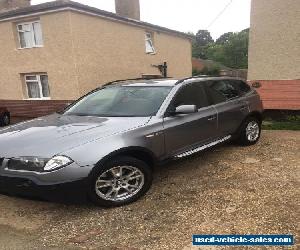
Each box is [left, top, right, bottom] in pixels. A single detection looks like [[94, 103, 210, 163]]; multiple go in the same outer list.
[[248, 0, 300, 110], [69, 11, 192, 96], [0, 11, 79, 100], [0, 9, 192, 111]]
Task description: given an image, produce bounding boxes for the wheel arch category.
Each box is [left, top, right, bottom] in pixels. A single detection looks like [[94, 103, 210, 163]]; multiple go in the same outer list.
[[233, 111, 263, 139], [94, 146, 158, 170], [247, 111, 263, 123]]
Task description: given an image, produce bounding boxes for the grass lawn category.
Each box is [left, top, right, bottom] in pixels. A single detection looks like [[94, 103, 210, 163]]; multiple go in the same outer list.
[[262, 120, 300, 131]]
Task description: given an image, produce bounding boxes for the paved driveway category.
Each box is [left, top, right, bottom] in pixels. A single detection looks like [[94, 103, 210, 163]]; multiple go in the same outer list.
[[0, 130, 299, 250]]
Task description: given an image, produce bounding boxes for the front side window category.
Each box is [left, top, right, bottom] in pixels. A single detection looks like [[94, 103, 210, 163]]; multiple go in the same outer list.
[[24, 74, 50, 99], [145, 32, 155, 54], [17, 21, 43, 48], [169, 83, 210, 111], [64, 86, 171, 117]]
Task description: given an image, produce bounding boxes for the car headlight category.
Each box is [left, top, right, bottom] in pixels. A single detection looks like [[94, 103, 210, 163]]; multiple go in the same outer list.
[[7, 156, 73, 172], [44, 156, 73, 172]]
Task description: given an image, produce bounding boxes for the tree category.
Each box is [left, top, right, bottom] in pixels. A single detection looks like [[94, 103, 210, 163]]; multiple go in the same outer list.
[[192, 43, 210, 59], [206, 44, 226, 64], [205, 29, 249, 68], [191, 28, 250, 69], [221, 29, 249, 68], [216, 32, 233, 45], [195, 30, 214, 46], [192, 30, 214, 59]]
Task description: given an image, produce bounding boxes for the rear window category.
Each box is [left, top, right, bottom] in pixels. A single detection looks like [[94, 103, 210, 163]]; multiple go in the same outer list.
[[230, 80, 251, 95], [204, 80, 252, 105], [204, 80, 238, 104]]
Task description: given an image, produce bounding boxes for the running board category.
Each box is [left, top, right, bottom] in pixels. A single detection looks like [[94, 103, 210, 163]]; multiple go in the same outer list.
[[174, 135, 232, 159]]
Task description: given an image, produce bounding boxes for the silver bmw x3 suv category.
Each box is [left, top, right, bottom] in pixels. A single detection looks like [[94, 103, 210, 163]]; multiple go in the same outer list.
[[0, 76, 263, 207]]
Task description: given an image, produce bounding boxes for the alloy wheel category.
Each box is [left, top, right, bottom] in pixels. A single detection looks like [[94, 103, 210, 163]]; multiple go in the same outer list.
[[246, 121, 260, 142], [95, 165, 145, 201]]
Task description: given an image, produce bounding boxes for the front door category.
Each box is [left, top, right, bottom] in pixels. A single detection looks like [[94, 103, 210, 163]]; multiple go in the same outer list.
[[163, 83, 217, 157]]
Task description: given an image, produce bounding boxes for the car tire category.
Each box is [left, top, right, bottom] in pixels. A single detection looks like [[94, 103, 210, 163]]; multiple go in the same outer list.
[[236, 116, 261, 146], [88, 156, 153, 207], [0, 113, 10, 126]]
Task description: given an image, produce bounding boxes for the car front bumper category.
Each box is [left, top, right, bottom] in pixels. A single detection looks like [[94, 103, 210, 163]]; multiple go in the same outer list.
[[0, 159, 94, 203], [0, 175, 89, 203]]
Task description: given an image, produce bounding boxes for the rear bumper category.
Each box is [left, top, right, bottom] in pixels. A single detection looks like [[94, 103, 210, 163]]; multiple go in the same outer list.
[[0, 175, 89, 203]]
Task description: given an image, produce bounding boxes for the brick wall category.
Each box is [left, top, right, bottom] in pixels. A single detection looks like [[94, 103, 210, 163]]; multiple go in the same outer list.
[[0, 100, 73, 118], [192, 58, 205, 71]]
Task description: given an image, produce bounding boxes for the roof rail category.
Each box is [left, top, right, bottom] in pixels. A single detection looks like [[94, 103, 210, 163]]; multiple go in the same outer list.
[[103, 76, 171, 87], [175, 75, 219, 85]]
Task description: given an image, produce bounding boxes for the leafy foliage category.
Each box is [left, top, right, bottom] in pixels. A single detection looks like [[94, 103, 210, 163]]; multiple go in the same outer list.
[[195, 30, 214, 46], [215, 32, 233, 45], [190, 28, 250, 69], [192, 43, 210, 59], [191, 30, 214, 59]]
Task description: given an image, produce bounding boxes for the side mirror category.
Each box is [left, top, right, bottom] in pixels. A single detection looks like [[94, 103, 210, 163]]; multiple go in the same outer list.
[[174, 105, 197, 115]]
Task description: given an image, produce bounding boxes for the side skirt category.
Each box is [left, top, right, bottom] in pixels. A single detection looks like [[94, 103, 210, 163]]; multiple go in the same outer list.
[[174, 135, 232, 159]]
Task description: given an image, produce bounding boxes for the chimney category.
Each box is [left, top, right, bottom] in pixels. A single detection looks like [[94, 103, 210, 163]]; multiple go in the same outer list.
[[115, 0, 140, 20], [0, 0, 31, 12]]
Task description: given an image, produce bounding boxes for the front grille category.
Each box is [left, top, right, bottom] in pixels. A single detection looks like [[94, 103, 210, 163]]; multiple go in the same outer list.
[[7, 159, 44, 172]]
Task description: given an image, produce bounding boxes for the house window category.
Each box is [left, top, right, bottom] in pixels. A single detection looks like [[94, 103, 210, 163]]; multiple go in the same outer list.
[[145, 32, 155, 54], [17, 21, 43, 48], [24, 74, 50, 99]]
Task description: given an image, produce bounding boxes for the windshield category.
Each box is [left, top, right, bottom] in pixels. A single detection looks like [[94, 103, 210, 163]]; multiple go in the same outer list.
[[63, 86, 172, 117]]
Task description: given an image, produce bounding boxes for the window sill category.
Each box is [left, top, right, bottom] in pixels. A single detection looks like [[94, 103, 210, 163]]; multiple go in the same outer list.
[[146, 52, 156, 55], [18, 46, 44, 50], [23, 98, 51, 101]]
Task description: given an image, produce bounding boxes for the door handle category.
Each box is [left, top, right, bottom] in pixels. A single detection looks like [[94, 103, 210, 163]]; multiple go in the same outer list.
[[208, 116, 216, 121]]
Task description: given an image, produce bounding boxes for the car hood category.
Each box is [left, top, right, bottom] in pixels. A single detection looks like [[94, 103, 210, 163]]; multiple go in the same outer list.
[[0, 114, 150, 158]]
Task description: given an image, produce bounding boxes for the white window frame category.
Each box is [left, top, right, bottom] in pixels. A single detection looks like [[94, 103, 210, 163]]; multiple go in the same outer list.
[[24, 74, 50, 100], [17, 20, 43, 49], [145, 32, 156, 54]]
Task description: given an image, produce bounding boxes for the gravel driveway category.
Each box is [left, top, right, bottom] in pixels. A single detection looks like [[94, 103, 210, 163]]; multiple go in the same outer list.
[[0, 130, 299, 250]]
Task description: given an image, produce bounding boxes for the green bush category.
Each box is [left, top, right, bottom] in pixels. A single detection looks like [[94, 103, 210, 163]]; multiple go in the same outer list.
[[192, 68, 202, 76], [286, 115, 300, 122]]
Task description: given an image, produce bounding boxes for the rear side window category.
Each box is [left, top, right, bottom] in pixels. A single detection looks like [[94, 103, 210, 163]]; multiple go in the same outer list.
[[205, 80, 239, 104], [230, 80, 251, 95], [170, 83, 210, 110]]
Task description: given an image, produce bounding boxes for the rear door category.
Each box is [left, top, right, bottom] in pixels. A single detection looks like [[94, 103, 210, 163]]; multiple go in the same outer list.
[[204, 80, 249, 137], [163, 82, 217, 156]]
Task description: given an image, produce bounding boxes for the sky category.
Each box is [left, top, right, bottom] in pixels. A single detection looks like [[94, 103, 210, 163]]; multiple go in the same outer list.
[[31, 0, 251, 40]]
